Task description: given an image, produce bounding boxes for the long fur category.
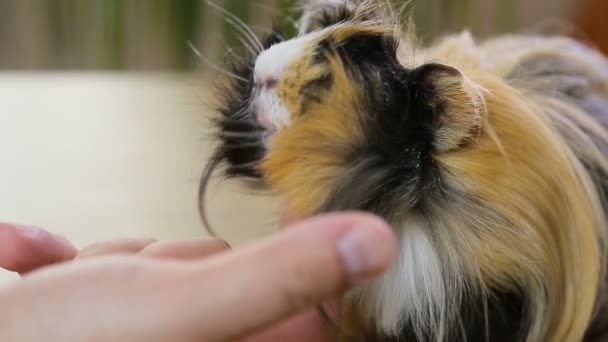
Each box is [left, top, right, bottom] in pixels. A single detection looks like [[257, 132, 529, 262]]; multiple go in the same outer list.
[[202, 1, 608, 341]]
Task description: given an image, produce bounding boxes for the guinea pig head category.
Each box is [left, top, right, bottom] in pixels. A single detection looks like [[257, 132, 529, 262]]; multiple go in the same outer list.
[[253, 28, 483, 217], [207, 1, 607, 341]]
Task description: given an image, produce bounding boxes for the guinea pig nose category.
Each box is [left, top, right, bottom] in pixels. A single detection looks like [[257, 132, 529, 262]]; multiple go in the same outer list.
[[254, 99, 273, 129], [256, 77, 278, 89]]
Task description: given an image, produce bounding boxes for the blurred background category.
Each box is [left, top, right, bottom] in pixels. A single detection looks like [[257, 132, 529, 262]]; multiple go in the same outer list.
[[1, 0, 604, 71], [0, 0, 606, 284]]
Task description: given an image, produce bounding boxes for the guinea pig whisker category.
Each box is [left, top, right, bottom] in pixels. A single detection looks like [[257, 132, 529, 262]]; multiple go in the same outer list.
[[397, 0, 415, 18], [207, 1, 264, 53], [221, 131, 265, 139], [222, 16, 260, 56], [221, 130, 263, 137], [230, 160, 263, 168], [233, 106, 256, 120], [217, 118, 258, 125], [187, 41, 249, 83], [222, 139, 263, 145], [221, 46, 254, 72], [222, 46, 240, 61], [233, 29, 259, 56], [224, 143, 266, 150], [199, 154, 221, 236]]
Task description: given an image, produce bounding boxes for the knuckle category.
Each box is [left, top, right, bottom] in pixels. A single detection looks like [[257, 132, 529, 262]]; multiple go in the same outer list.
[[276, 260, 331, 311]]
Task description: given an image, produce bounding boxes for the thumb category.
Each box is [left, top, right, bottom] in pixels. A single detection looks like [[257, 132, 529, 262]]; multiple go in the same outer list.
[[0, 213, 395, 342], [181, 212, 396, 341]]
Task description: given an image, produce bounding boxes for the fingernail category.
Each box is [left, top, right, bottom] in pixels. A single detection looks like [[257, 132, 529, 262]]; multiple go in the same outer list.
[[13, 224, 47, 239], [15, 225, 76, 254], [338, 225, 394, 284]]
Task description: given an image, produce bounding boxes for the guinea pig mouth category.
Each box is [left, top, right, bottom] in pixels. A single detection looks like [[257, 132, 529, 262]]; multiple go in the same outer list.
[[255, 110, 276, 146], [263, 128, 277, 146], [254, 100, 279, 146]]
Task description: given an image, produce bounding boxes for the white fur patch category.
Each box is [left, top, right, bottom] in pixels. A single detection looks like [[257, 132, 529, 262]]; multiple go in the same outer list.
[[254, 90, 291, 132], [254, 38, 307, 86], [356, 215, 447, 339], [253, 37, 311, 136]]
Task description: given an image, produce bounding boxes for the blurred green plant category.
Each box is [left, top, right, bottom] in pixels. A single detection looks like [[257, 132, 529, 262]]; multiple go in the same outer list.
[[0, 0, 536, 70], [102, 0, 124, 69]]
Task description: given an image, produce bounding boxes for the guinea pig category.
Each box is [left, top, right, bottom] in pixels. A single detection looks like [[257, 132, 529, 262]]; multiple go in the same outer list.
[[200, 0, 608, 341]]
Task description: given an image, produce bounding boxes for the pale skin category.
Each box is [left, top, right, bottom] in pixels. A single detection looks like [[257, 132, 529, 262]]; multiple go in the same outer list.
[[0, 212, 396, 342]]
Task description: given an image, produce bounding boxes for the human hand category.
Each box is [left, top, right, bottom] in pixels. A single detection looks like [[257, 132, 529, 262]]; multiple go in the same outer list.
[[0, 221, 326, 341], [0, 213, 396, 341], [0, 222, 228, 274], [0, 219, 341, 342], [0, 222, 77, 275]]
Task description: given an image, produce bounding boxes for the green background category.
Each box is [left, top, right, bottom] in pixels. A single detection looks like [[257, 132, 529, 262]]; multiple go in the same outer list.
[[0, 0, 575, 70]]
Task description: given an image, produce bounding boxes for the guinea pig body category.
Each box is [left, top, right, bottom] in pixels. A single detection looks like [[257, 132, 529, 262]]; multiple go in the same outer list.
[[203, 1, 608, 341]]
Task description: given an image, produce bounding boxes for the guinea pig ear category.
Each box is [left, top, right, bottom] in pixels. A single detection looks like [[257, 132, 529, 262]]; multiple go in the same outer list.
[[412, 63, 486, 152], [298, 0, 369, 34]]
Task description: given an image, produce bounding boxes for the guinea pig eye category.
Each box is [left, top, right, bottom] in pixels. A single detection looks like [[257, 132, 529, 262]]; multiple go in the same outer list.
[[300, 73, 333, 101]]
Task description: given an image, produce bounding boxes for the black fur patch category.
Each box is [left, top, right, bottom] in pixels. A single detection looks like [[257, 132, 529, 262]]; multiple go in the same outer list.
[[299, 72, 334, 114], [378, 289, 526, 342], [315, 5, 357, 29], [317, 32, 450, 217], [211, 27, 455, 215], [459, 290, 527, 342], [210, 31, 285, 180], [207, 22, 530, 342], [302, 1, 379, 33]]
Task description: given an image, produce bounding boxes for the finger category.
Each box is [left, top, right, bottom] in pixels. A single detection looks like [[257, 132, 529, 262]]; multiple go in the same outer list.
[[240, 309, 336, 342], [0, 213, 394, 342], [76, 238, 157, 259], [139, 239, 231, 260], [0, 222, 77, 274], [180, 212, 396, 340]]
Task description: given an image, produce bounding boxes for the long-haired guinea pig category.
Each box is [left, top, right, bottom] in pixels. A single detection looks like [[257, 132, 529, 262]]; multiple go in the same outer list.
[[199, 0, 608, 341]]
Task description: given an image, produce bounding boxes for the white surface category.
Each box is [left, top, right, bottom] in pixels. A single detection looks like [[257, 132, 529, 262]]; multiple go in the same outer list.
[[0, 72, 279, 284]]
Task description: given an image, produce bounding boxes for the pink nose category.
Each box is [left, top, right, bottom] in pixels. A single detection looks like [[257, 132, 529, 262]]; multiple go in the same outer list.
[[256, 77, 278, 89], [254, 99, 273, 130]]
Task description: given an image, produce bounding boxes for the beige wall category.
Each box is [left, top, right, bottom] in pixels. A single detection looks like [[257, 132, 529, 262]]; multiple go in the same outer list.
[[0, 0, 585, 285], [0, 73, 279, 284]]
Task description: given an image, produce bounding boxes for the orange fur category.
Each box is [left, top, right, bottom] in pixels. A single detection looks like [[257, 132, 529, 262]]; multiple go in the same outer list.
[[266, 30, 607, 341], [208, 1, 608, 340], [263, 34, 370, 215], [438, 74, 605, 340]]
